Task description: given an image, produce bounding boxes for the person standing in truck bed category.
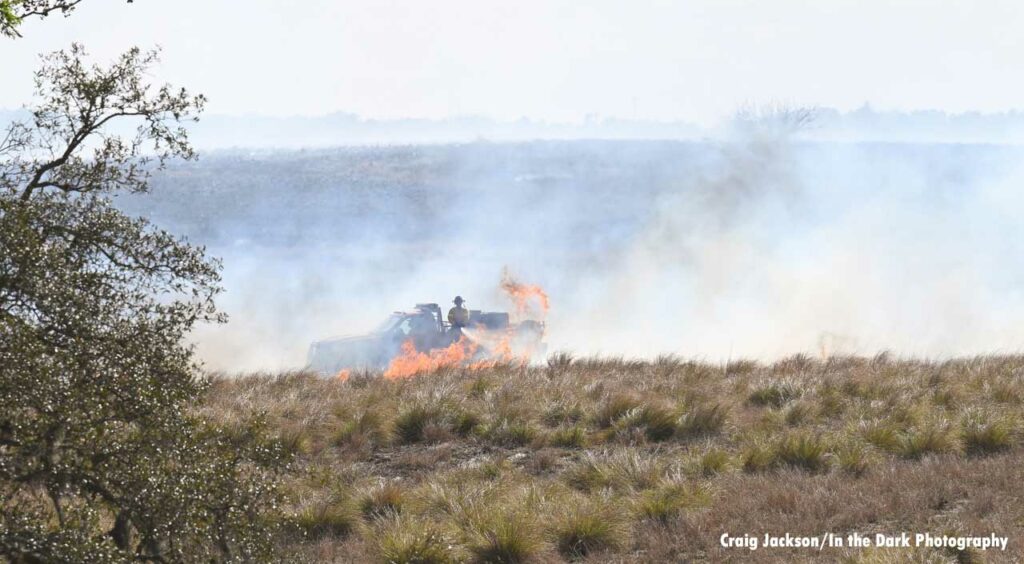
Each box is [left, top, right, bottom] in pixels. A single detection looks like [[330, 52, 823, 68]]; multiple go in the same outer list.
[[448, 296, 470, 330]]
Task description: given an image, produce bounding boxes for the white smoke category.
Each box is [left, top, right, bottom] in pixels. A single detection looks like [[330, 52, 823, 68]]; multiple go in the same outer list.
[[162, 111, 1024, 371]]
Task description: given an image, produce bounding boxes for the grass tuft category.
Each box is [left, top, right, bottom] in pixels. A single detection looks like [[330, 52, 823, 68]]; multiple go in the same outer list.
[[466, 511, 544, 564], [835, 442, 871, 476], [741, 441, 777, 473], [486, 418, 538, 447], [564, 450, 663, 492], [613, 404, 677, 442], [677, 403, 728, 437], [861, 419, 903, 453], [899, 419, 962, 459], [373, 513, 456, 564], [634, 481, 712, 523], [292, 498, 358, 538], [748, 379, 803, 408], [962, 411, 1015, 455], [334, 410, 392, 448], [698, 448, 732, 477], [775, 432, 832, 473], [278, 427, 315, 456], [360, 483, 405, 520], [549, 425, 588, 449], [553, 501, 628, 559], [594, 394, 643, 428], [394, 404, 446, 444]]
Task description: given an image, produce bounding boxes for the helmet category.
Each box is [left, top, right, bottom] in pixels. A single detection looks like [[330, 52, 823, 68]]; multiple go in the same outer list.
[[453, 296, 465, 305]]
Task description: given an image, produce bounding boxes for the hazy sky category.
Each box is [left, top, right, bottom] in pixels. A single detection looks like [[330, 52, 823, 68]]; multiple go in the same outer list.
[[3, 0, 1023, 125]]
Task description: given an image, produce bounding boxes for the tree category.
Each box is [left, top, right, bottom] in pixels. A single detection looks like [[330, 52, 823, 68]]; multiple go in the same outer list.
[[1, 1, 135, 37], [5, 1, 79, 37], [0, 45, 286, 562]]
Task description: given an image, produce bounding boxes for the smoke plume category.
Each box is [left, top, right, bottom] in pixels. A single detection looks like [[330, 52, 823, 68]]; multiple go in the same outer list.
[[125, 112, 1024, 371]]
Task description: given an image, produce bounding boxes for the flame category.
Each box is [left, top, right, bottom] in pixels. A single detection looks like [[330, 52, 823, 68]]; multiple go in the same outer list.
[[500, 268, 549, 320], [340, 271, 550, 380], [383, 330, 538, 377], [383, 337, 479, 380], [462, 327, 545, 369], [466, 332, 515, 370]]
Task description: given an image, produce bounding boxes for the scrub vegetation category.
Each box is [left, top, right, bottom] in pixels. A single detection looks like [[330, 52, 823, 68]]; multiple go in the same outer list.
[[204, 354, 1024, 562]]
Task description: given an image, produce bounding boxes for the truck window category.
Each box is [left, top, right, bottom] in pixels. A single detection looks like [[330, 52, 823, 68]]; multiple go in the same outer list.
[[397, 318, 412, 335]]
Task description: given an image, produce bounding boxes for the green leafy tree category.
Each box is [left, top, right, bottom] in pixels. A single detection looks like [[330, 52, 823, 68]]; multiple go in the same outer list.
[[0, 45, 286, 562], [1, 1, 135, 37], [4, 1, 88, 37]]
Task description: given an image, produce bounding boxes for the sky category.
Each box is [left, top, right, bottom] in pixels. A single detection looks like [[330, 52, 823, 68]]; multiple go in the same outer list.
[[3, 0, 1023, 126]]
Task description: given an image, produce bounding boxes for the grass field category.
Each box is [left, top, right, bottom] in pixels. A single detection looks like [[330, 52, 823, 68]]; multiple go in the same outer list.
[[202, 354, 1024, 563]]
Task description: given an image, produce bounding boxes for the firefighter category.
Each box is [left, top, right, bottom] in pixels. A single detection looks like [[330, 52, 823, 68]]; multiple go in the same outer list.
[[447, 296, 470, 329]]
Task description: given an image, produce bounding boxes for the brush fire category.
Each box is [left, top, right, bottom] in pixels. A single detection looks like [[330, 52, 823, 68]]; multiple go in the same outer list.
[[500, 267, 550, 320], [307, 271, 548, 379]]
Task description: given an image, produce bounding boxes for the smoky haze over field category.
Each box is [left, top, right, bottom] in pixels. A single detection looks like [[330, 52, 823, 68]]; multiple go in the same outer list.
[[119, 127, 1024, 372]]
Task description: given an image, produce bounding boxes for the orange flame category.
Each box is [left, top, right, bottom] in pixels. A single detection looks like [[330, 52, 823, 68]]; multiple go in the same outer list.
[[500, 268, 549, 320], [383, 337, 479, 380], [344, 271, 549, 380], [463, 326, 546, 370], [336, 368, 352, 382]]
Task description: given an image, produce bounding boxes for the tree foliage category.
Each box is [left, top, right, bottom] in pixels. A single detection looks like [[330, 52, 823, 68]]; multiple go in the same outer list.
[[2, 1, 138, 38], [3, 0, 75, 37], [0, 45, 286, 562]]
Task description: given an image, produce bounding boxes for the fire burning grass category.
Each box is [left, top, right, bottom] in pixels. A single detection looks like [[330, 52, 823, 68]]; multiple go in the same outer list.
[[384, 337, 481, 380], [203, 354, 1024, 562], [341, 269, 551, 381]]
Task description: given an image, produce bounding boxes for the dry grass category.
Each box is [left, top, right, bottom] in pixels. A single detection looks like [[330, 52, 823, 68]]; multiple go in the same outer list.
[[202, 355, 1024, 562]]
